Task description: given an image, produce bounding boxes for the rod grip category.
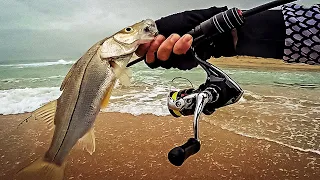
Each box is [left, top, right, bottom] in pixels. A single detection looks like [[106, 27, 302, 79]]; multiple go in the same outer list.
[[188, 8, 245, 39], [168, 138, 201, 166]]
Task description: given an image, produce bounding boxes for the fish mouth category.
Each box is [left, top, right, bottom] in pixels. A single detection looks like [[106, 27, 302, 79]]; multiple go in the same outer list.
[[142, 19, 158, 37], [152, 30, 159, 37], [140, 28, 158, 43], [143, 26, 158, 36]]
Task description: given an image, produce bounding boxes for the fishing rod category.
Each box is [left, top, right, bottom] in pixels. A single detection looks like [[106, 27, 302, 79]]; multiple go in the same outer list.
[[128, 0, 298, 167], [127, 0, 297, 67]]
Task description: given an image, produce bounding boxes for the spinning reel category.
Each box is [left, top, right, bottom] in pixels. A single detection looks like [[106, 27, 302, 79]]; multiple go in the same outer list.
[[166, 48, 243, 166]]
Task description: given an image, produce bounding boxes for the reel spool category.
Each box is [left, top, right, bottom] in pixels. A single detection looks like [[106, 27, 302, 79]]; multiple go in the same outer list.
[[168, 88, 196, 117]]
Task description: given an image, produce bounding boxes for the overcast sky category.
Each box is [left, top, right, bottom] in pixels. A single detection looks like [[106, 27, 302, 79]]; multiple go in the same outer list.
[[0, 0, 318, 61]]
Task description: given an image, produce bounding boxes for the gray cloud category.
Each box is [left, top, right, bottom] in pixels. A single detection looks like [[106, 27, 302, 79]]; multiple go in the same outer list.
[[0, 0, 318, 61]]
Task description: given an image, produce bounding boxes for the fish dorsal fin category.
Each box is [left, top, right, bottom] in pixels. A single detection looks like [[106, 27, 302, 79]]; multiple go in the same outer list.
[[100, 80, 116, 109], [28, 100, 57, 130], [78, 127, 96, 155]]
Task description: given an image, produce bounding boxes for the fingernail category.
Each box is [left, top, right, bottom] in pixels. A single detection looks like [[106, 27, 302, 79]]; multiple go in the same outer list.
[[168, 34, 173, 39], [182, 35, 192, 41], [183, 35, 192, 43], [155, 35, 162, 41], [170, 34, 180, 42]]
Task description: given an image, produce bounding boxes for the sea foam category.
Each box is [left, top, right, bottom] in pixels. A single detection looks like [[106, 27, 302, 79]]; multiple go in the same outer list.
[[0, 87, 61, 115], [0, 85, 171, 116], [0, 59, 75, 68]]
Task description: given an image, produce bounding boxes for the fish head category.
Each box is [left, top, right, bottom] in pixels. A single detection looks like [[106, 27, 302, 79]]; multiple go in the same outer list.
[[113, 19, 158, 46], [100, 19, 158, 59]]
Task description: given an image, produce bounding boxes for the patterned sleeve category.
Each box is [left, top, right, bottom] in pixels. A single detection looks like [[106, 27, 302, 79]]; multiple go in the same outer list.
[[282, 4, 320, 65]]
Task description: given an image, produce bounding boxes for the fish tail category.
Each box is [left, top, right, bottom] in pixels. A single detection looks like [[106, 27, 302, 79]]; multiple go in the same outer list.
[[15, 158, 65, 180]]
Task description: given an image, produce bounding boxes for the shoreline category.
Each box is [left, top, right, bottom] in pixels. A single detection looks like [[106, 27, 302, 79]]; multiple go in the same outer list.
[[1, 112, 319, 179], [209, 56, 320, 71]]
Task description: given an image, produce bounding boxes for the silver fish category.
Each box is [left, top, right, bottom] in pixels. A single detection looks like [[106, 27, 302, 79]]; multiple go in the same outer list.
[[15, 19, 158, 180]]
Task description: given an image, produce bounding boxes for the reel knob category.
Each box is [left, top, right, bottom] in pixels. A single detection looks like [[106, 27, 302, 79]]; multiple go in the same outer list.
[[168, 138, 201, 166]]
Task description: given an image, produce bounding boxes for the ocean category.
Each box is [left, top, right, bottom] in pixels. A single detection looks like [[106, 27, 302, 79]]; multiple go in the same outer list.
[[0, 58, 319, 157]]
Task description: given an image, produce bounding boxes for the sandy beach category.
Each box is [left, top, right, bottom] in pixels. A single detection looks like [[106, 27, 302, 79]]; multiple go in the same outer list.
[[209, 56, 320, 71], [0, 111, 319, 180], [0, 56, 319, 179], [1, 0, 320, 178]]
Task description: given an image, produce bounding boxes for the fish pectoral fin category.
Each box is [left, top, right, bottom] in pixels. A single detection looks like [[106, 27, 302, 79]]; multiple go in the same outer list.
[[118, 68, 132, 86], [78, 128, 96, 155], [111, 61, 131, 86], [28, 100, 57, 130]]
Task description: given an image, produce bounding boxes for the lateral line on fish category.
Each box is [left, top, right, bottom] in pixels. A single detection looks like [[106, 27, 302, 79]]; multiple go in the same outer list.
[[52, 49, 101, 161]]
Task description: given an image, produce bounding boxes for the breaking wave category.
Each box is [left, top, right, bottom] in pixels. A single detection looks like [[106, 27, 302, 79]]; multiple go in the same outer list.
[[0, 87, 61, 115], [0, 59, 75, 68], [0, 84, 170, 116]]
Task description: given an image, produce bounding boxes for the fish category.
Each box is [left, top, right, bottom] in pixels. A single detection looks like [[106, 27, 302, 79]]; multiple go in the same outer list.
[[15, 19, 158, 180]]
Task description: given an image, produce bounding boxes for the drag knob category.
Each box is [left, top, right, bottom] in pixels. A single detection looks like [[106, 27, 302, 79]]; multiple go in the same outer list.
[[168, 138, 201, 166]]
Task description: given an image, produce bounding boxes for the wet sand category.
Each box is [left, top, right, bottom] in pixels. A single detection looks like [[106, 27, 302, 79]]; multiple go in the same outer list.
[[0, 112, 319, 180]]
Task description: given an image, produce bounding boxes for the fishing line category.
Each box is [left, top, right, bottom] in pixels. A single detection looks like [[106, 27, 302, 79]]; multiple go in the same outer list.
[[168, 77, 194, 96]]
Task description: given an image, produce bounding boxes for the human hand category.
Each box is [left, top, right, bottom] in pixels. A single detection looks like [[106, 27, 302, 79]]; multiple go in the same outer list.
[[135, 6, 237, 70], [135, 33, 193, 64]]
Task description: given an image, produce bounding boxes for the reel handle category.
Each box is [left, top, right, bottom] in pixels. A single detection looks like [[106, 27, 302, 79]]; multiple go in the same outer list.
[[168, 138, 201, 166]]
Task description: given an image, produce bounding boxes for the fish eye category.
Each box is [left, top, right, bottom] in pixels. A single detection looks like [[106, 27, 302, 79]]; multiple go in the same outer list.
[[125, 27, 133, 32]]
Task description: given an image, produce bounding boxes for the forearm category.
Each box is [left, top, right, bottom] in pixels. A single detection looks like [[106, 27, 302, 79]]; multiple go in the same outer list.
[[236, 10, 286, 59], [210, 4, 319, 64]]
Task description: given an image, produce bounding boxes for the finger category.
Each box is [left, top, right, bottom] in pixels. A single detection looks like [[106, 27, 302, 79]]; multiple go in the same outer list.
[[146, 35, 166, 64], [157, 34, 180, 61], [173, 34, 193, 55], [135, 43, 151, 57]]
